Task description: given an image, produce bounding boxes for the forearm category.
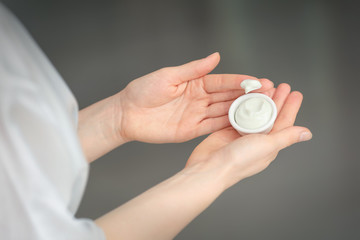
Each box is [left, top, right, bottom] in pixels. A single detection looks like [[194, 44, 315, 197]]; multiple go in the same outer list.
[[95, 162, 227, 240], [78, 94, 127, 162]]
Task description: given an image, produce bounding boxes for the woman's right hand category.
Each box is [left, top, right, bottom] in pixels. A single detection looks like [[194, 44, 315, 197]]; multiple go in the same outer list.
[[185, 83, 312, 190]]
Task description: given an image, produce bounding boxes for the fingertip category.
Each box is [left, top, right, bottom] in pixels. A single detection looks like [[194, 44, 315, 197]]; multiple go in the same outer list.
[[259, 77, 271, 82], [259, 78, 274, 90], [299, 128, 312, 142], [286, 90, 304, 106], [203, 52, 221, 72], [206, 52, 221, 62], [176, 53, 221, 82], [278, 83, 291, 93], [291, 91, 303, 100]]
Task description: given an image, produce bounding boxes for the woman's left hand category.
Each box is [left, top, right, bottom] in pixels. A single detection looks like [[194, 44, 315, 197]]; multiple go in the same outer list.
[[114, 52, 273, 143], [184, 84, 311, 189]]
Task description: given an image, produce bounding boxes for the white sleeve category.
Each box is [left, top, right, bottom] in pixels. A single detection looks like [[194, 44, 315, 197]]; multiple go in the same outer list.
[[0, 80, 106, 240], [0, 3, 106, 239]]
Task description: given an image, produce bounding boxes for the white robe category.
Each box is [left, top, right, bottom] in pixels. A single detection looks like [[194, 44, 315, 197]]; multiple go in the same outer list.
[[0, 4, 105, 239]]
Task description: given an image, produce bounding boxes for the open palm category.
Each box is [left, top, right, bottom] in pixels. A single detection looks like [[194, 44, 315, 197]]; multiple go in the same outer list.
[[116, 53, 273, 143], [185, 84, 311, 188]]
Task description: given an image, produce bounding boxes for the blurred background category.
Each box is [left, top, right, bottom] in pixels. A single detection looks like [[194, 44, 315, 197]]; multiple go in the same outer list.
[[3, 0, 359, 239]]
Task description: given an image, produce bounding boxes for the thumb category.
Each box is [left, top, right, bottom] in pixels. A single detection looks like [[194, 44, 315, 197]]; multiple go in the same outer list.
[[270, 126, 312, 150], [173, 52, 220, 84]]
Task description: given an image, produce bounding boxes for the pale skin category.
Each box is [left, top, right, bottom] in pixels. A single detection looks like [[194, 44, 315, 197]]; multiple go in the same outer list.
[[78, 52, 312, 240]]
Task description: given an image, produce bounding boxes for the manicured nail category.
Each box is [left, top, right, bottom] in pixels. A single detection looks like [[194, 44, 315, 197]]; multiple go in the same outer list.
[[299, 131, 312, 142]]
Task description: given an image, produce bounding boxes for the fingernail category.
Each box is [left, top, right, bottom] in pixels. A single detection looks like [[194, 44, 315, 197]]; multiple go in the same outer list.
[[299, 131, 312, 142]]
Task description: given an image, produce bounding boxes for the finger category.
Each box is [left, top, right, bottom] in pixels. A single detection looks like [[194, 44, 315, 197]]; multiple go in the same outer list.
[[203, 75, 273, 93], [206, 100, 233, 118], [270, 126, 312, 150], [252, 78, 275, 93], [272, 83, 291, 112], [271, 91, 303, 132], [198, 115, 230, 136], [171, 52, 220, 84], [208, 84, 276, 104], [263, 87, 276, 98], [209, 90, 243, 103]]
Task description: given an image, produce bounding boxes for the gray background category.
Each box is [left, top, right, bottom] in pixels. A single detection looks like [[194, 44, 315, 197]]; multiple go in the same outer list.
[[3, 0, 359, 239]]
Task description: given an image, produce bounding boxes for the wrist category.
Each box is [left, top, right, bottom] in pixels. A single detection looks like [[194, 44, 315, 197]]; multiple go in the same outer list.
[[78, 93, 129, 162], [110, 91, 131, 145], [180, 160, 231, 194], [185, 152, 247, 192]]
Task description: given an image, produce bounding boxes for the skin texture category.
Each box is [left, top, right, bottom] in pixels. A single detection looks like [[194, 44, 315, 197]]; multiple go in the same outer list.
[[115, 53, 273, 144], [186, 86, 310, 189], [78, 53, 274, 161], [77, 53, 312, 240]]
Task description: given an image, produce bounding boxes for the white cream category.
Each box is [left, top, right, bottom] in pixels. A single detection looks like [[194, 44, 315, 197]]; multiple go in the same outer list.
[[235, 79, 273, 129], [240, 79, 262, 94], [235, 97, 272, 129], [228, 79, 277, 135]]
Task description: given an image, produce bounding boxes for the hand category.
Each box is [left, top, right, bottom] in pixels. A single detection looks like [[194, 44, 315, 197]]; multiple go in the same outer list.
[[185, 84, 312, 189], [114, 52, 273, 143]]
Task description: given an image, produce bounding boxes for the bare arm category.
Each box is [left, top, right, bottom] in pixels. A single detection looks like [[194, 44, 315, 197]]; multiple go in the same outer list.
[[95, 163, 225, 240], [94, 86, 312, 240]]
